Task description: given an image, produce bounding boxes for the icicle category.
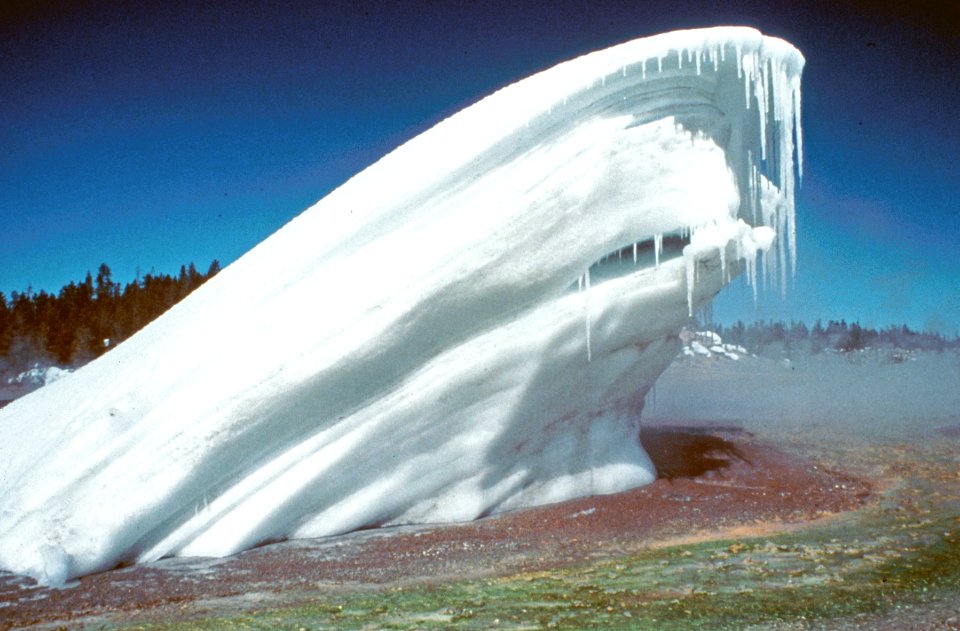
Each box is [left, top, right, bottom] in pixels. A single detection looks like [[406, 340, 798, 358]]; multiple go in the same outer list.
[[654, 233, 663, 269], [735, 238, 743, 273], [677, 48, 683, 69], [578, 274, 583, 291], [749, 159, 759, 225], [778, 206, 788, 296], [757, 53, 768, 161], [641, 59, 646, 79], [788, 200, 797, 281], [736, 44, 743, 78], [771, 61, 781, 125], [695, 49, 702, 75], [745, 252, 754, 302], [743, 54, 751, 109], [584, 269, 592, 362], [633, 242, 638, 264], [657, 55, 663, 73], [762, 239, 775, 293], [793, 79, 803, 183], [622, 64, 627, 77], [685, 252, 696, 316]]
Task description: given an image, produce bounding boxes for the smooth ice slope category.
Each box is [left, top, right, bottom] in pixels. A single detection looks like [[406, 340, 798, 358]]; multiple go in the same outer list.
[[0, 27, 803, 585]]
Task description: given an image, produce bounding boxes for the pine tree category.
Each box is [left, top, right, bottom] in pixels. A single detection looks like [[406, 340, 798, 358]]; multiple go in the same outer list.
[[0, 292, 12, 357], [92, 263, 119, 353]]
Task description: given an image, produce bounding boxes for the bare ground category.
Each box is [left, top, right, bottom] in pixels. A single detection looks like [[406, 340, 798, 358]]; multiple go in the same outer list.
[[0, 424, 872, 630]]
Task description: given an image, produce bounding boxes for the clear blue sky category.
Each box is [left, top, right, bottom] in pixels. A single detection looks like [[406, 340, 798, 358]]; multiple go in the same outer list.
[[2, 0, 958, 334]]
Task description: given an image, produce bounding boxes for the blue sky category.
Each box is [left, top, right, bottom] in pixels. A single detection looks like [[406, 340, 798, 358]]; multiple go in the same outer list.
[[2, 1, 958, 334]]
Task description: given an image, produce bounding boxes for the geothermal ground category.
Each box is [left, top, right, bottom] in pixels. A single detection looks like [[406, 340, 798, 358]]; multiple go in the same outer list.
[[3, 347, 959, 629]]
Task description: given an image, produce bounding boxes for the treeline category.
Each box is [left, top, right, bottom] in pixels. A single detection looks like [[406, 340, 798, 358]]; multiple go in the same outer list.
[[0, 261, 221, 370], [712, 319, 960, 355]]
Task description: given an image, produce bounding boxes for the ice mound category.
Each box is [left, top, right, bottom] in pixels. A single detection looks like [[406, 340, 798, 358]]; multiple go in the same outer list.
[[681, 330, 749, 360], [0, 27, 803, 584]]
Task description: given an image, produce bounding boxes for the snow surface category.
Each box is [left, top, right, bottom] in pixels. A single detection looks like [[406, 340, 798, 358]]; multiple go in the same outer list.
[[0, 27, 803, 585]]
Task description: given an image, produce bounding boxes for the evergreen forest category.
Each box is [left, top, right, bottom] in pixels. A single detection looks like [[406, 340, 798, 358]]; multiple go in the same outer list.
[[0, 261, 220, 372], [709, 318, 960, 357]]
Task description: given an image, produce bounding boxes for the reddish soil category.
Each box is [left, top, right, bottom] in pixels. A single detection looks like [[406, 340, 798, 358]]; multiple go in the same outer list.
[[0, 424, 872, 629]]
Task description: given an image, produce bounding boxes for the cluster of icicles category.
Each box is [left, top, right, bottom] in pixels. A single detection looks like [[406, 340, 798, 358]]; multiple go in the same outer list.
[[576, 234, 669, 362], [567, 38, 803, 361]]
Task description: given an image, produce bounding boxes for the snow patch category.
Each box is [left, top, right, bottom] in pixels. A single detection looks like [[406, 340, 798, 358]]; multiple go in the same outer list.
[[680, 329, 749, 360], [568, 507, 597, 519], [7, 365, 73, 387]]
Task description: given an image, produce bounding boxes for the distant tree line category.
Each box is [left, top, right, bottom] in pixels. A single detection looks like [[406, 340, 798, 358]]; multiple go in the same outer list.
[[0, 260, 221, 371], [712, 319, 960, 356], [3, 258, 958, 378]]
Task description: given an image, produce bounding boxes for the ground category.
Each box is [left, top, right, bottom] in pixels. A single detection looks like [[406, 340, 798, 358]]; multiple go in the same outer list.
[[2, 350, 959, 629]]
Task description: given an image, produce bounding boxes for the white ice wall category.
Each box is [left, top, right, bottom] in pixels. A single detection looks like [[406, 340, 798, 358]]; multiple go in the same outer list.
[[0, 27, 803, 585]]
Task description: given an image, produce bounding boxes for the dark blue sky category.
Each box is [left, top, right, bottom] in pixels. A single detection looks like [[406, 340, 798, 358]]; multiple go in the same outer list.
[[2, 1, 958, 333]]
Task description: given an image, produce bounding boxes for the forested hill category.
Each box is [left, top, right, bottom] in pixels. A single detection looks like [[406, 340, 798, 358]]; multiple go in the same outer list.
[[0, 261, 220, 370]]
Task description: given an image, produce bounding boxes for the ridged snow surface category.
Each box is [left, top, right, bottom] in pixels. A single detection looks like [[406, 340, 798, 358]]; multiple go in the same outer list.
[[0, 27, 803, 585]]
